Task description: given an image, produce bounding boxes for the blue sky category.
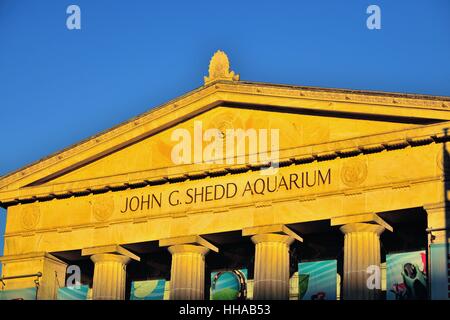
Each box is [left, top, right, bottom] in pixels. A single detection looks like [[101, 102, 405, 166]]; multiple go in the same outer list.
[[0, 0, 449, 261]]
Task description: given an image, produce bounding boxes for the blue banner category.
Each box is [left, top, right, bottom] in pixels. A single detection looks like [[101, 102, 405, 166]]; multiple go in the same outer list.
[[57, 285, 89, 300], [429, 244, 448, 300], [298, 260, 337, 300], [130, 279, 166, 300], [0, 287, 37, 300]]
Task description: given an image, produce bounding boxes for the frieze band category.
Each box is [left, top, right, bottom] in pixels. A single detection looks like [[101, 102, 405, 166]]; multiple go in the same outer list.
[[120, 168, 331, 213]]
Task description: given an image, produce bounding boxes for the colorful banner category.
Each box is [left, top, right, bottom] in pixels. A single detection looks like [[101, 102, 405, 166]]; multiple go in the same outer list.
[[386, 250, 427, 300], [298, 260, 337, 300], [210, 269, 248, 300], [130, 279, 166, 300], [57, 285, 89, 300], [0, 287, 37, 300], [429, 244, 448, 300]]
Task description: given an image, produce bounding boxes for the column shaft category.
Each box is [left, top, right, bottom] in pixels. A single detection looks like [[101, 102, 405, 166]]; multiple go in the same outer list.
[[252, 234, 294, 300], [168, 244, 209, 300], [341, 223, 384, 300], [91, 253, 130, 300]]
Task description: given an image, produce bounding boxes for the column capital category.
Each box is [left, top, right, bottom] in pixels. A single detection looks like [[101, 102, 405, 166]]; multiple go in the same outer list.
[[340, 222, 385, 236], [160, 235, 218, 253], [251, 233, 295, 245], [90, 253, 131, 265], [242, 224, 303, 243], [331, 212, 393, 232], [81, 244, 140, 262], [168, 244, 209, 256]]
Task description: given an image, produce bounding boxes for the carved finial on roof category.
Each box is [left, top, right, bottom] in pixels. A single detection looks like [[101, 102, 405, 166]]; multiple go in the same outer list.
[[204, 50, 240, 85]]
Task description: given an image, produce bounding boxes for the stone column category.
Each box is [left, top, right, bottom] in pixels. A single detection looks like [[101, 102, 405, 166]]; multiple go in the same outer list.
[[82, 244, 140, 300], [160, 235, 217, 300], [168, 244, 209, 300], [252, 233, 294, 300], [90, 253, 130, 300], [243, 224, 302, 300], [340, 223, 385, 300]]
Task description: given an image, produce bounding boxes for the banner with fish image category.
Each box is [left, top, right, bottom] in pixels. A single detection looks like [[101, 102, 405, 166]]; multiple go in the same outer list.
[[386, 250, 428, 300], [298, 260, 337, 300], [210, 269, 248, 300], [0, 287, 37, 300], [130, 279, 166, 300], [57, 285, 90, 300]]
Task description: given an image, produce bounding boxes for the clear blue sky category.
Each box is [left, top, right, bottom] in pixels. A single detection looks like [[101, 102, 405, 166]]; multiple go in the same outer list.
[[0, 0, 449, 261]]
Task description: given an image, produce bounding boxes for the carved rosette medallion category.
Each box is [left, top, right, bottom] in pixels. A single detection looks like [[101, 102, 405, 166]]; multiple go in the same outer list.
[[20, 204, 40, 230], [341, 158, 368, 187], [209, 111, 243, 140], [216, 119, 234, 139], [92, 196, 114, 222]]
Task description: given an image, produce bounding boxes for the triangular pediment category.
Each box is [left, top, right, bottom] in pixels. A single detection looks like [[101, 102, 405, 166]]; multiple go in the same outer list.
[[34, 105, 425, 185], [0, 80, 449, 201]]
